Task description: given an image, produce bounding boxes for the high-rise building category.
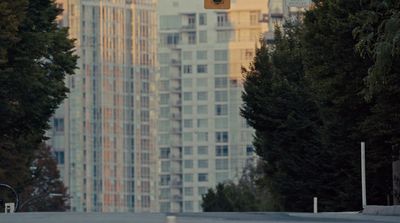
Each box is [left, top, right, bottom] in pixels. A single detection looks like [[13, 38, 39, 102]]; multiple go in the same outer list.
[[157, 0, 268, 212], [48, 0, 158, 212]]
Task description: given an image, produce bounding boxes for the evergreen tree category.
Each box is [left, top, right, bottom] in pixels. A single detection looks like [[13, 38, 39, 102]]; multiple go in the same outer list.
[[241, 23, 330, 211], [202, 161, 272, 212], [0, 0, 77, 196], [352, 0, 400, 204], [301, 0, 373, 210]]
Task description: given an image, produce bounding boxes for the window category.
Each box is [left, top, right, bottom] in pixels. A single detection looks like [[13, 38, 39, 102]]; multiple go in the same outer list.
[[197, 105, 208, 114], [160, 80, 169, 91], [160, 188, 170, 199], [184, 187, 193, 196], [183, 51, 192, 60], [183, 65, 192, 74], [198, 187, 208, 196], [54, 151, 64, 164], [244, 49, 254, 60], [183, 133, 193, 142], [184, 146, 193, 155], [198, 146, 208, 155], [184, 174, 193, 182], [199, 31, 207, 43], [159, 120, 170, 131], [217, 12, 228, 26], [197, 119, 208, 128], [160, 94, 169, 105], [197, 92, 208, 100], [183, 92, 192, 101], [215, 104, 228, 116], [250, 11, 259, 25], [183, 105, 193, 114], [216, 172, 229, 183], [160, 202, 170, 212], [183, 119, 193, 128], [184, 201, 193, 211], [215, 50, 228, 61], [197, 132, 208, 142], [215, 91, 228, 102], [217, 31, 232, 42], [159, 53, 170, 64], [197, 50, 207, 60], [216, 145, 229, 156], [184, 160, 193, 168], [214, 64, 228, 75], [160, 148, 170, 159], [216, 159, 228, 170], [161, 161, 170, 172], [188, 32, 196, 44], [199, 13, 207, 25], [54, 118, 64, 132], [187, 14, 196, 27], [160, 175, 171, 186], [198, 160, 208, 168], [215, 131, 229, 143], [196, 78, 208, 87], [161, 33, 179, 46], [197, 65, 208, 73], [183, 79, 192, 87], [198, 173, 208, 182], [246, 145, 254, 156], [215, 77, 228, 88], [160, 107, 170, 118]]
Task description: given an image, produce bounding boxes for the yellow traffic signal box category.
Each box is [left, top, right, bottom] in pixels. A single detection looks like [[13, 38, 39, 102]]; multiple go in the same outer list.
[[204, 0, 230, 9]]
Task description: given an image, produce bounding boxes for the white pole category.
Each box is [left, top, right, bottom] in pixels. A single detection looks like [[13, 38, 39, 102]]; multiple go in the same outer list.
[[313, 197, 318, 214], [361, 142, 367, 208]]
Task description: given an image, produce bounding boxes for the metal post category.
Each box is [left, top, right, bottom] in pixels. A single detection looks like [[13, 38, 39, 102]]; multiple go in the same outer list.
[[361, 142, 367, 208], [313, 197, 318, 214]]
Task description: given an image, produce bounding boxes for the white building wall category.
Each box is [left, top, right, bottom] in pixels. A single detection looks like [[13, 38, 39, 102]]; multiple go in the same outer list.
[[48, 0, 158, 212], [157, 0, 268, 212]]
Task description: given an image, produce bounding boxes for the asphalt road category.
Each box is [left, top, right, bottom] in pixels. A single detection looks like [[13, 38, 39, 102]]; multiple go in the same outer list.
[[0, 212, 400, 223]]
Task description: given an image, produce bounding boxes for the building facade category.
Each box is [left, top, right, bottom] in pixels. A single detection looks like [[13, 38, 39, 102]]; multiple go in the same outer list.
[[157, 0, 268, 212], [48, 0, 159, 212]]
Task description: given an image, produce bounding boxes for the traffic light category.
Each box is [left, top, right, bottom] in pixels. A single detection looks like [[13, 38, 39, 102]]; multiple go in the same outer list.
[[204, 0, 230, 9]]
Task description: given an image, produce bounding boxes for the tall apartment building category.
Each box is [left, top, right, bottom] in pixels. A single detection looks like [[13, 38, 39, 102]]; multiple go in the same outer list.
[[48, 0, 158, 212], [157, 0, 268, 212]]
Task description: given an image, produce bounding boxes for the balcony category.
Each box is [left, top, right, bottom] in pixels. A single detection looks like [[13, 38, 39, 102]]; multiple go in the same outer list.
[[216, 22, 233, 30], [171, 59, 181, 66], [171, 180, 182, 187], [172, 195, 182, 201], [181, 24, 196, 31]]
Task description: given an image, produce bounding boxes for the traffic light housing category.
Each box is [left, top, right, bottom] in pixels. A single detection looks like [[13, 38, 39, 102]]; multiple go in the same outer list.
[[204, 0, 230, 9]]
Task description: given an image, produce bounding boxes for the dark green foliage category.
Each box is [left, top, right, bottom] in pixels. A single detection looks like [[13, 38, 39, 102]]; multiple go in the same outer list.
[[240, 0, 396, 211], [301, 0, 373, 210], [241, 23, 333, 211], [202, 163, 272, 212], [352, 0, 400, 204], [0, 0, 76, 202]]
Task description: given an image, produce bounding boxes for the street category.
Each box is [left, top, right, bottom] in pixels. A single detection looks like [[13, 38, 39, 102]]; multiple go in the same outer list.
[[1, 212, 399, 223]]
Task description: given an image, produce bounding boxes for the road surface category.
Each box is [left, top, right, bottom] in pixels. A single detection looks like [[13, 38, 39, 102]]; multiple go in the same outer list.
[[1, 212, 399, 223]]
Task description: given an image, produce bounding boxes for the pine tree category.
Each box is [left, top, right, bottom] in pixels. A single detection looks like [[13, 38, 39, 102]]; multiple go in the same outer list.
[[241, 23, 331, 211], [352, 0, 400, 204], [0, 0, 77, 196]]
